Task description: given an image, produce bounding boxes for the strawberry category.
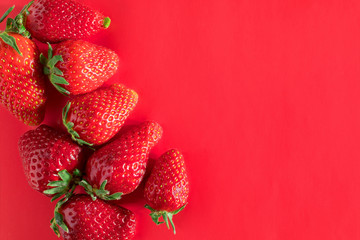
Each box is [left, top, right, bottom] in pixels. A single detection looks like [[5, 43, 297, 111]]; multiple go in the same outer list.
[[51, 194, 136, 239], [40, 40, 119, 95], [23, 0, 111, 43], [80, 121, 163, 201], [144, 149, 189, 234], [62, 83, 138, 146], [18, 124, 84, 199], [0, 6, 47, 126]]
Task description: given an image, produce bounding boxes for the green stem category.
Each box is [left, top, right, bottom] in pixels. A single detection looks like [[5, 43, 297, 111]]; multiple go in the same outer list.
[[103, 17, 111, 28], [144, 204, 187, 234]]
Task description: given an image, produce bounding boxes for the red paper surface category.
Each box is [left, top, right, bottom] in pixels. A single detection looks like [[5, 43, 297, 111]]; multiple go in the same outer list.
[[1, 0, 360, 239]]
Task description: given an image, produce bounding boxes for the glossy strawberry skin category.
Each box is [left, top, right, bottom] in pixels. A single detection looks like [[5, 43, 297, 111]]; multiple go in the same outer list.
[[64, 84, 138, 146], [0, 33, 46, 126], [25, 0, 109, 43], [18, 125, 84, 194], [54, 40, 119, 95], [59, 195, 136, 240], [145, 149, 189, 212], [85, 121, 163, 195]]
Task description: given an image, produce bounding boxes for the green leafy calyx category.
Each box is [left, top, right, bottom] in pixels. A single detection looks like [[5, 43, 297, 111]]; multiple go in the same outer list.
[[62, 101, 93, 147], [144, 204, 187, 234], [46, 169, 82, 237], [40, 43, 70, 95], [43, 169, 82, 202], [0, 1, 34, 55], [50, 191, 73, 237], [79, 179, 123, 201]]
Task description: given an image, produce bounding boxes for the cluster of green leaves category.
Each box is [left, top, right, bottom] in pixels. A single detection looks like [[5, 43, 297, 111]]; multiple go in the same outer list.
[[44, 169, 81, 236], [79, 179, 123, 201], [40, 43, 70, 95], [0, 1, 34, 55], [145, 204, 187, 234]]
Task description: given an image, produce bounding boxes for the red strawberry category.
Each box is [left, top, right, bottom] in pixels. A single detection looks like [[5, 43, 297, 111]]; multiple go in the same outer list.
[[62, 83, 138, 146], [144, 149, 189, 234], [80, 121, 163, 200], [18, 124, 84, 198], [0, 5, 47, 125], [40, 40, 119, 95], [24, 0, 111, 43], [52, 194, 136, 239]]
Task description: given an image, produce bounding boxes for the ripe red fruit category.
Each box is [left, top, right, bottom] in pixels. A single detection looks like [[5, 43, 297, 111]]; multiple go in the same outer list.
[[18, 125, 84, 197], [81, 121, 163, 200], [62, 83, 138, 146], [53, 194, 136, 239], [144, 149, 189, 234], [0, 6, 47, 126], [40, 40, 119, 95], [0, 33, 47, 125], [24, 0, 111, 43]]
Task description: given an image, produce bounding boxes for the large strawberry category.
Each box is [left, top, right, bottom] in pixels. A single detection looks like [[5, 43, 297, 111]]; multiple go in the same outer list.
[[22, 0, 111, 43], [80, 121, 163, 201], [40, 40, 119, 95], [62, 83, 138, 146], [18, 124, 84, 199], [144, 149, 189, 234], [51, 194, 136, 239], [0, 6, 47, 126]]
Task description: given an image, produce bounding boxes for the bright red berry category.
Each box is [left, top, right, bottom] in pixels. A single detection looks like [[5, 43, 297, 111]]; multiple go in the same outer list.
[[53, 194, 136, 240], [25, 0, 111, 43], [144, 149, 189, 234], [40, 40, 119, 95], [81, 121, 163, 200], [18, 125, 84, 196], [62, 83, 138, 146], [0, 32, 47, 125]]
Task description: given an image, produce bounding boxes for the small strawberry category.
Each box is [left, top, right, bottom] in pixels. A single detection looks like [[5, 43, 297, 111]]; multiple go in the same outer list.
[[144, 149, 189, 234], [40, 40, 119, 95], [51, 194, 136, 239], [18, 124, 84, 199], [23, 0, 111, 43], [0, 6, 47, 126], [62, 83, 138, 146], [80, 121, 163, 201]]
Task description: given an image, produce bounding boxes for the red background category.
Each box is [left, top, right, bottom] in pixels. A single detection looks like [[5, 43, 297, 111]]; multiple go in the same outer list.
[[1, 0, 360, 239]]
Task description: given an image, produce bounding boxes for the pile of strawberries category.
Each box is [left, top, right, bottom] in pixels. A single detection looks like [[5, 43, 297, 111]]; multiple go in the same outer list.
[[0, 0, 189, 239]]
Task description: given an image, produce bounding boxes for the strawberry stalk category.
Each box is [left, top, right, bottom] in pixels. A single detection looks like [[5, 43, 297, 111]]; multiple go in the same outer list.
[[144, 204, 187, 234], [79, 179, 123, 201], [0, 1, 34, 55], [40, 43, 70, 95], [103, 17, 111, 28]]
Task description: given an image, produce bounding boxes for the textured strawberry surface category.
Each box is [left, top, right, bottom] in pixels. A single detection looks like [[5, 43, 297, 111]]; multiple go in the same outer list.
[[145, 149, 189, 212], [26, 0, 107, 43], [0, 33, 46, 126], [85, 121, 163, 195], [59, 195, 136, 240], [18, 125, 83, 194], [65, 83, 138, 146], [54, 40, 119, 95]]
